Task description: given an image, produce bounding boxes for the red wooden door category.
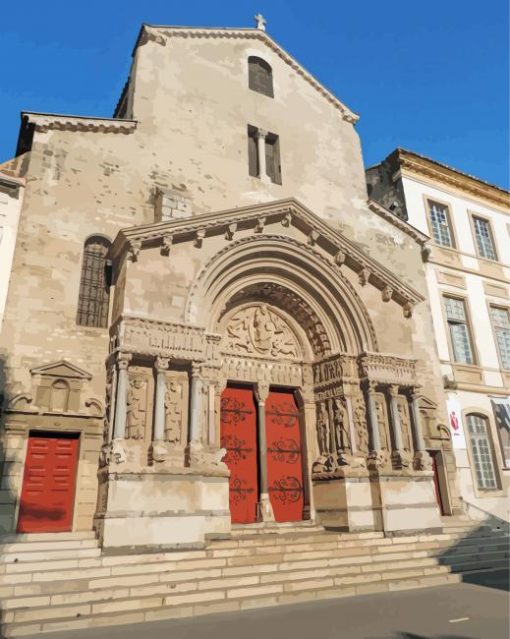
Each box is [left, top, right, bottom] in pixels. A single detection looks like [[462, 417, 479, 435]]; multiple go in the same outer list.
[[429, 451, 445, 515], [17, 434, 79, 533], [266, 390, 304, 522], [220, 387, 258, 524]]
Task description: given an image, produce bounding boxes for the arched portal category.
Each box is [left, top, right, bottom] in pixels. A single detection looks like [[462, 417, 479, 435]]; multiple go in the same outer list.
[[186, 236, 378, 525]]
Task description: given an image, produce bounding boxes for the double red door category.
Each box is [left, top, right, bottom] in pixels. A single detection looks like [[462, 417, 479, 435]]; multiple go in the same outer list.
[[220, 386, 304, 524], [17, 433, 79, 533]]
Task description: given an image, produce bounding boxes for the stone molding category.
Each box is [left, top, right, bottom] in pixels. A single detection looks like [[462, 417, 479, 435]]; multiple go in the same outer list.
[[21, 112, 137, 134], [367, 199, 429, 245], [358, 352, 417, 387], [111, 199, 424, 316], [137, 25, 358, 123]]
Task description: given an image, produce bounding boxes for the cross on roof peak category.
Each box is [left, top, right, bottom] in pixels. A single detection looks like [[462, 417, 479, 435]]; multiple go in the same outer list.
[[254, 13, 266, 31]]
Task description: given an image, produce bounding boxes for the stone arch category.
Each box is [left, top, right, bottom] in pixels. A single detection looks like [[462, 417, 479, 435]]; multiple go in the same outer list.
[[186, 236, 378, 356]]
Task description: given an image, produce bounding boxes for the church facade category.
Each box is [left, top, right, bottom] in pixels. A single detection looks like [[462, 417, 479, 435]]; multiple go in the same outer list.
[[0, 21, 460, 549]]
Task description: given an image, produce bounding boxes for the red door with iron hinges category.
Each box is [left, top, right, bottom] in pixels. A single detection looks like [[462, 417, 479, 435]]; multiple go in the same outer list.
[[220, 387, 258, 524], [266, 390, 304, 522], [17, 433, 79, 533]]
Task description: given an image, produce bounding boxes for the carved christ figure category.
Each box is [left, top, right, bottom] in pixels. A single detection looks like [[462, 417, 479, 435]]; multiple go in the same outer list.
[[252, 304, 296, 357], [126, 377, 145, 439]]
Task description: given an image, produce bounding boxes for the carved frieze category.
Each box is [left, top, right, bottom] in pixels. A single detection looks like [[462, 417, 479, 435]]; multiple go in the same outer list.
[[222, 356, 302, 388], [358, 352, 417, 387], [115, 317, 207, 361], [224, 305, 300, 360]]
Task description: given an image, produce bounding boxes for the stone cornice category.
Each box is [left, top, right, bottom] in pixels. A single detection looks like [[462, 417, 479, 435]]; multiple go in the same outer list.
[[137, 25, 358, 124], [367, 199, 428, 244], [110, 198, 425, 314], [21, 112, 137, 134], [396, 149, 510, 211]]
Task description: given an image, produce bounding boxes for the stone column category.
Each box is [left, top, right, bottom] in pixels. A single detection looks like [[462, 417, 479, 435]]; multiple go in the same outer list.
[[255, 129, 268, 181], [112, 353, 132, 440], [189, 363, 203, 446], [255, 382, 275, 522], [410, 391, 432, 470], [365, 381, 384, 469], [153, 357, 170, 443]]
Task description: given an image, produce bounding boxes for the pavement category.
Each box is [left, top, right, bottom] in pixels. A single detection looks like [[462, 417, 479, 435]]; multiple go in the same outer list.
[[22, 571, 510, 639]]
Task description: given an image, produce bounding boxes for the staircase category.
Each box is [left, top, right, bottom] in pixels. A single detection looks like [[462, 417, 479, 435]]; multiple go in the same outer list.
[[0, 519, 508, 638]]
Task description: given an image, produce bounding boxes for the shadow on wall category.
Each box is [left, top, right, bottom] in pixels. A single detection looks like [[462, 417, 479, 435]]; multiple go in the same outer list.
[[437, 513, 510, 593]]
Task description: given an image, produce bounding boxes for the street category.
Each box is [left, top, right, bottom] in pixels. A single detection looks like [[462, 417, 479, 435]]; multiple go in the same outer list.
[[29, 572, 509, 639]]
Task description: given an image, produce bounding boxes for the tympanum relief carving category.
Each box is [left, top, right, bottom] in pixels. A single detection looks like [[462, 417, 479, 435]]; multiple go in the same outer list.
[[225, 305, 300, 360]]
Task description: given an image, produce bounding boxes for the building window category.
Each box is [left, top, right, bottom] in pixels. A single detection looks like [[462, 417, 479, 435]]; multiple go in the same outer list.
[[76, 236, 111, 328], [247, 126, 282, 184], [491, 400, 510, 469], [444, 296, 475, 364], [428, 200, 454, 247], [466, 414, 498, 490], [248, 56, 274, 97], [490, 306, 510, 370], [472, 216, 497, 260]]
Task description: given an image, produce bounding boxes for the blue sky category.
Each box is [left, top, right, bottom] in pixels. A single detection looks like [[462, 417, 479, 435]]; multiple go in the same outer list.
[[1, 0, 508, 187]]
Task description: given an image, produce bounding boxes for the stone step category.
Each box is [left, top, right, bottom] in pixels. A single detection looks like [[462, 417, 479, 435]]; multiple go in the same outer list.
[[0, 547, 102, 565], [0, 538, 100, 554], [0, 556, 449, 611], [1, 565, 459, 636], [0, 531, 97, 543], [230, 522, 325, 536], [3, 573, 460, 638]]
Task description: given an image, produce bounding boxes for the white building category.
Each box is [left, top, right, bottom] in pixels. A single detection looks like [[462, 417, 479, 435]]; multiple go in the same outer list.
[[0, 155, 26, 332], [367, 148, 510, 521]]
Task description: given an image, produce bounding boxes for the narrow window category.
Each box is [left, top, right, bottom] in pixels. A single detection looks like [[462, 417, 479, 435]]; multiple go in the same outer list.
[[76, 236, 111, 328], [247, 125, 259, 177], [473, 216, 497, 260], [265, 133, 281, 185], [490, 306, 510, 369], [428, 200, 454, 247], [466, 414, 498, 490], [444, 296, 474, 364], [248, 57, 274, 98]]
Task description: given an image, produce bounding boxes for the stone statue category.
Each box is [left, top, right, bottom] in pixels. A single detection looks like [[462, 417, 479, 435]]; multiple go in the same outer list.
[[164, 380, 183, 444], [126, 377, 146, 439]]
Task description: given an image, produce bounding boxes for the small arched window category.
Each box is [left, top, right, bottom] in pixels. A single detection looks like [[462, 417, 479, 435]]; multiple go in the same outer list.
[[248, 56, 274, 98], [466, 413, 498, 490], [76, 236, 111, 328]]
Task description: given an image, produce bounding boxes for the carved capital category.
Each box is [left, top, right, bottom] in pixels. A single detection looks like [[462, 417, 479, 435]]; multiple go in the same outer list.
[[255, 128, 268, 140], [255, 381, 270, 403], [161, 234, 173, 256], [117, 352, 132, 370], [358, 267, 370, 286], [382, 285, 393, 302], [127, 240, 142, 262], [388, 384, 399, 399], [334, 250, 346, 266], [225, 223, 237, 241], [194, 229, 205, 248], [403, 301, 414, 318], [191, 362, 202, 379], [155, 356, 170, 372], [413, 450, 433, 471], [255, 217, 266, 233], [308, 229, 320, 246]]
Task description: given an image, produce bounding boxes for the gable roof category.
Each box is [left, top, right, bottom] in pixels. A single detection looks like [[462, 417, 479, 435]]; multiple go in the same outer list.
[[134, 24, 358, 124], [111, 198, 424, 314]]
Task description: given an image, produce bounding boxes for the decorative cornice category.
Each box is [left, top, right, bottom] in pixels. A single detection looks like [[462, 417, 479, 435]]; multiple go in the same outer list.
[[21, 112, 137, 135], [138, 25, 358, 124], [367, 199, 428, 244], [110, 198, 425, 313], [395, 149, 510, 211]]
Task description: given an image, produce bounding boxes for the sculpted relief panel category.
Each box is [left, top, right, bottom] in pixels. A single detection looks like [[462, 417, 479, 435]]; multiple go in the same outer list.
[[224, 305, 301, 360]]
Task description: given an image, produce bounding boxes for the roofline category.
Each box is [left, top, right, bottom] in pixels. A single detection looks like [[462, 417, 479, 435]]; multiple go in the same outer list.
[[396, 148, 509, 196], [367, 199, 429, 244], [132, 24, 359, 124], [21, 111, 137, 124]]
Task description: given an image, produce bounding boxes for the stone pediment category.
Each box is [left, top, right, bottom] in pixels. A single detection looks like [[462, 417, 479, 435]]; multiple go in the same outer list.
[[112, 198, 424, 317], [31, 360, 92, 380]]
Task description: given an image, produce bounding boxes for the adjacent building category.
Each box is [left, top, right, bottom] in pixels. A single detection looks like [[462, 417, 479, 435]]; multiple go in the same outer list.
[[367, 148, 510, 521]]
